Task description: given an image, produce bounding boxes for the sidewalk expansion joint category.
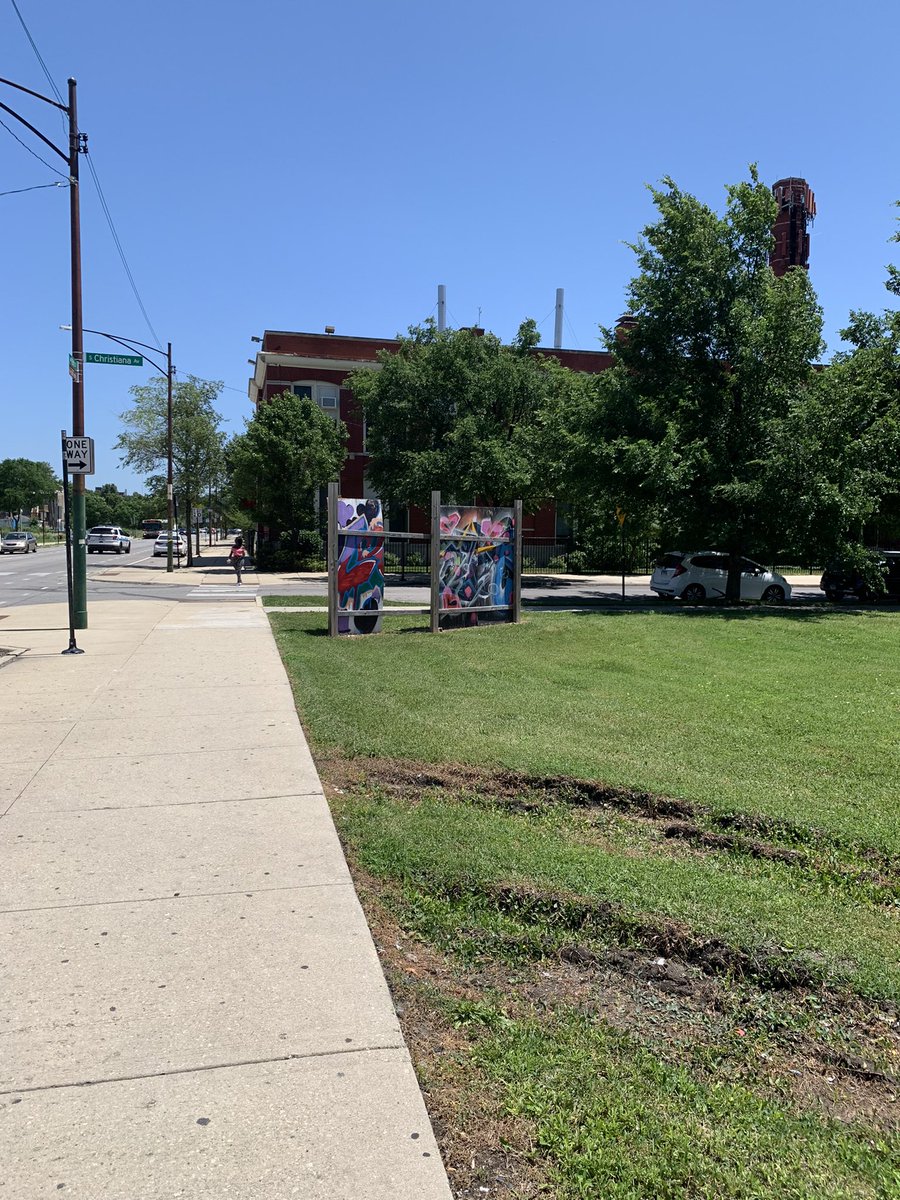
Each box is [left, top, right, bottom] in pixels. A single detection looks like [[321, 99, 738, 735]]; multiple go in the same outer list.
[[0, 880, 353, 915], [0, 1042, 407, 1097], [45, 741, 302, 762], [53, 790, 325, 813]]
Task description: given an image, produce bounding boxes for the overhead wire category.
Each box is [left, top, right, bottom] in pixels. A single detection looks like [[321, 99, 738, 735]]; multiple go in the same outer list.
[[0, 114, 68, 178], [83, 148, 163, 351], [9, 0, 65, 106], [9, 0, 164, 353], [8, 0, 68, 140]]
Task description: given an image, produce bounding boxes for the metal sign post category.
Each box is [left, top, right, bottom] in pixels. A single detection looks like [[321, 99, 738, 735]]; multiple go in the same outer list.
[[327, 482, 339, 637], [60, 429, 84, 655], [616, 506, 627, 601]]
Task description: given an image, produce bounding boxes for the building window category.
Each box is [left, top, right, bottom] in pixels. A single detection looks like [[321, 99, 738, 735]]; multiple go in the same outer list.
[[292, 381, 339, 416]]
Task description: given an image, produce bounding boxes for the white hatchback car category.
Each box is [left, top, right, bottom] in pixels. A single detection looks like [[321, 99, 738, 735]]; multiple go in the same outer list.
[[651, 551, 791, 603]]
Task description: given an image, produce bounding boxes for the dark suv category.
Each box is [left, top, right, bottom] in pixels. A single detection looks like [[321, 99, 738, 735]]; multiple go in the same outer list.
[[820, 551, 900, 602]]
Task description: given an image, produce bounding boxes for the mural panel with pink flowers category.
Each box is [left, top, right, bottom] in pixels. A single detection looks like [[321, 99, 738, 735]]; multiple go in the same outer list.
[[438, 506, 515, 626]]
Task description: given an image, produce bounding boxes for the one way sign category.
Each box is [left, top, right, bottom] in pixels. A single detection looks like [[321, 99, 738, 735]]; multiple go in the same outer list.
[[62, 435, 95, 475]]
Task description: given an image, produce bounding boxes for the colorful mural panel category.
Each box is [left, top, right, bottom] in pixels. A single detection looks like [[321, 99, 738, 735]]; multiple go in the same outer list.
[[337, 497, 385, 634], [438, 506, 515, 626]]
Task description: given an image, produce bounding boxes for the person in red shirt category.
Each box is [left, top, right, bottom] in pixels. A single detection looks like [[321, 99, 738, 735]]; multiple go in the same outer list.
[[228, 537, 247, 585]]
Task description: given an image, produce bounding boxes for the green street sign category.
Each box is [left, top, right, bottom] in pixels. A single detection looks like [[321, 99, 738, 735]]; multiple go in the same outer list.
[[84, 352, 143, 367]]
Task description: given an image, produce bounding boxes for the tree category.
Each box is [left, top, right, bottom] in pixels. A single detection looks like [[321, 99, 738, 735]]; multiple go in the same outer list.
[[589, 168, 824, 599], [84, 490, 114, 528], [347, 320, 571, 511], [116, 376, 225, 566], [770, 208, 900, 563], [226, 390, 346, 559], [0, 458, 60, 528], [82, 484, 149, 531]]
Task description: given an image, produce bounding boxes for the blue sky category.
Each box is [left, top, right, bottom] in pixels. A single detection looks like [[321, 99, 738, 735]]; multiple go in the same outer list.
[[2, 0, 898, 491]]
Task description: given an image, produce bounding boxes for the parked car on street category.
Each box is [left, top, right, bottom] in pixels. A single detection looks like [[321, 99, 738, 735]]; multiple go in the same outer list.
[[820, 551, 900, 602], [0, 530, 38, 554], [152, 532, 188, 557], [86, 526, 131, 554], [650, 551, 791, 603]]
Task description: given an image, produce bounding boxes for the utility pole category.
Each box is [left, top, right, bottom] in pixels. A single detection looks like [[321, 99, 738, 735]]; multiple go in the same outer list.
[[0, 74, 87, 622], [167, 342, 174, 573], [68, 78, 88, 628]]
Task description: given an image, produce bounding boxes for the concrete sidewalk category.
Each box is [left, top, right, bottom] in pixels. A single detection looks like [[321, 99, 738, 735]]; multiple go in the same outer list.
[[0, 600, 452, 1199]]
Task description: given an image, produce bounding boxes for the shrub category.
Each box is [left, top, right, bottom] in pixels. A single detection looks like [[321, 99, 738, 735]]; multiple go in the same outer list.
[[255, 529, 324, 572]]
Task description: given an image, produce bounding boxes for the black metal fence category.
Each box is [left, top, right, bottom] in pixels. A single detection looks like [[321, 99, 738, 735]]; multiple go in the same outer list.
[[374, 535, 662, 580]]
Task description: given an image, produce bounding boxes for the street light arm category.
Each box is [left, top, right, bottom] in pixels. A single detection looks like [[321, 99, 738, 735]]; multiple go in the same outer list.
[[62, 326, 170, 376], [0, 97, 68, 162], [81, 327, 166, 359], [0, 75, 68, 110]]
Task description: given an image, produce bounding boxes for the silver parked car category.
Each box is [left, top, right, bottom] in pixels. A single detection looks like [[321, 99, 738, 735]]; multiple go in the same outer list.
[[0, 530, 38, 554], [650, 551, 791, 603], [86, 526, 132, 554]]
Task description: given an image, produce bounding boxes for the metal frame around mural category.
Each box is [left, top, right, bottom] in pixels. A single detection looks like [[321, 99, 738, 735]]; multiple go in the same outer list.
[[327, 484, 522, 636]]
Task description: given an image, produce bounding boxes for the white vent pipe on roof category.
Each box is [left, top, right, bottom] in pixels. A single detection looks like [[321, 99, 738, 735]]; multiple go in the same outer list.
[[554, 288, 564, 349]]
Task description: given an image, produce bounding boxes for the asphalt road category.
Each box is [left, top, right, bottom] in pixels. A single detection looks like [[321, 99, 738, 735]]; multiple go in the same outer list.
[[0, 536, 191, 609]]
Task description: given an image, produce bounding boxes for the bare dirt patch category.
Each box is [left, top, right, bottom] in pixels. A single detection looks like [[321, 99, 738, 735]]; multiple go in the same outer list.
[[321, 753, 900, 903]]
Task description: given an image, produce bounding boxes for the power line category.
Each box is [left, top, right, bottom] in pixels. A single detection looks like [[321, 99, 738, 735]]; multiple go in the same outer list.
[[0, 114, 68, 178], [8, 0, 65, 106], [7, 0, 68, 139], [0, 180, 67, 197], [83, 149, 163, 352], [8, 0, 163, 354]]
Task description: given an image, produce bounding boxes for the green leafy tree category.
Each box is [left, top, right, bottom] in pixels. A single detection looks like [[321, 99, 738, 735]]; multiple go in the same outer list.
[[84, 490, 114, 528], [590, 168, 824, 599], [116, 376, 225, 566], [226, 390, 346, 559], [347, 319, 571, 510], [0, 458, 60, 528], [82, 484, 149, 532], [772, 209, 900, 562]]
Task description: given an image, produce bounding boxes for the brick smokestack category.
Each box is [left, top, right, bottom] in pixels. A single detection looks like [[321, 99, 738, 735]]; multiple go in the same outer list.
[[770, 178, 816, 277]]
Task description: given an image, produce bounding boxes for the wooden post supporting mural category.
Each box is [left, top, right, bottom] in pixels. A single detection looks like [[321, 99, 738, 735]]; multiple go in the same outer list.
[[327, 481, 339, 638], [513, 498, 523, 624], [429, 489, 441, 634]]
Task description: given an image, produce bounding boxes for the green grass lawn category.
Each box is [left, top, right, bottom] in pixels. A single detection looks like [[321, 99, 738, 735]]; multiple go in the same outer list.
[[270, 609, 900, 854], [269, 608, 900, 1198]]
